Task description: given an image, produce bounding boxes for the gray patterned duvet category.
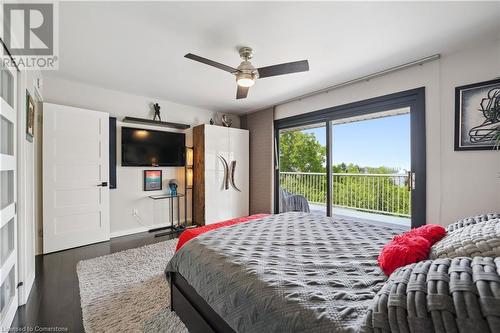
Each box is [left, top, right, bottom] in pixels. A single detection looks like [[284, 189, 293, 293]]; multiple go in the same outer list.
[[165, 212, 403, 332]]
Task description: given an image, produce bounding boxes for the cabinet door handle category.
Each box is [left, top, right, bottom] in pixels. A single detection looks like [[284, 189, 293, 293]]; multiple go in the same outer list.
[[229, 161, 241, 192], [97, 182, 108, 187], [218, 156, 229, 190]]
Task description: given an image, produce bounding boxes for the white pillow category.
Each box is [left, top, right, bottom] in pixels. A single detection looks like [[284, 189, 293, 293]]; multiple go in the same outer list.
[[430, 218, 500, 259]]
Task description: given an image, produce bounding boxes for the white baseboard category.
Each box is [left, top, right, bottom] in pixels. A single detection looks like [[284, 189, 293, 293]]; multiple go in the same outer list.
[[110, 220, 192, 238]]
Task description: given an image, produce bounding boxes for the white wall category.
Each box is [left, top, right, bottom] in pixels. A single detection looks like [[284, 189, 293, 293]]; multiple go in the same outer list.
[[275, 41, 500, 226], [439, 45, 500, 225], [42, 76, 239, 240]]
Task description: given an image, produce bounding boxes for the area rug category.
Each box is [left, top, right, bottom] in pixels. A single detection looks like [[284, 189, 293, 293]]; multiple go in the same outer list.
[[76, 239, 188, 333]]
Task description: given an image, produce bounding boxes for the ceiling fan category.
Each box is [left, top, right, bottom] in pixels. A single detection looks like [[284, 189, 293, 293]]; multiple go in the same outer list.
[[184, 47, 309, 100]]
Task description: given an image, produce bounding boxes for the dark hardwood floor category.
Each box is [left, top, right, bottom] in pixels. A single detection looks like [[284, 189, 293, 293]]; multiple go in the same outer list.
[[11, 230, 179, 332]]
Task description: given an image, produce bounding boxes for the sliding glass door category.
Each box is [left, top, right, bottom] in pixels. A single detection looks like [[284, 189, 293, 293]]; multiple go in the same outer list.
[[278, 123, 327, 215], [275, 88, 426, 228], [330, 110, 411, 227]]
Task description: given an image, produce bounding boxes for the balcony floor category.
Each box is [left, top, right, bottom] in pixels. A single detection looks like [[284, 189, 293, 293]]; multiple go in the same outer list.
[[309, 203, 411, 229]]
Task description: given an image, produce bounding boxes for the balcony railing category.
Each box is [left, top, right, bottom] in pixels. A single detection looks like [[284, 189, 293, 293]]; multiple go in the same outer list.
[[279, 172, 411, 217]]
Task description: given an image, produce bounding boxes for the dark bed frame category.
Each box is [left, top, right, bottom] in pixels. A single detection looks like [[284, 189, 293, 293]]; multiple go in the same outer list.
[[170, 272, 236, 333]]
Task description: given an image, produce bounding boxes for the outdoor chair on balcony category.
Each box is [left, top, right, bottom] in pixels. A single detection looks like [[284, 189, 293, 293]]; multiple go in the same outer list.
[[279, 189, 310, 213]]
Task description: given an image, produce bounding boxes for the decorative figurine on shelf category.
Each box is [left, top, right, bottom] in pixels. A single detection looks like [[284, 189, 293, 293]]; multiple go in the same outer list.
[[152, 103, 162, 121], [222, 114, 232, 127], [209, 118, 215, 125], [168, 180, 178, 196]]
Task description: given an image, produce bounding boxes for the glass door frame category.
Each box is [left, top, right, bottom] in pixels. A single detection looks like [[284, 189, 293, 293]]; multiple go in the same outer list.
[[274, 87, 426, 228]]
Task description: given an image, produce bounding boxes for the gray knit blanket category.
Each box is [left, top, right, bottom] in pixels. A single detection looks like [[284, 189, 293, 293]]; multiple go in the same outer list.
[[362, 257, 500, 333], [166, 212, 400, 332], [166, 212, 500, 332]]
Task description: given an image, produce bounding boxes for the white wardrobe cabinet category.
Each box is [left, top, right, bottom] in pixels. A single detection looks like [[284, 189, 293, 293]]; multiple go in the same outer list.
[[193, 124, 249, 225]]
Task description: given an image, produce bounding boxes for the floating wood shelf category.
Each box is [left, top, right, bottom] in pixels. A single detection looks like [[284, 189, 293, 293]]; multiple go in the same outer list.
[[122, 116, 190, 129]]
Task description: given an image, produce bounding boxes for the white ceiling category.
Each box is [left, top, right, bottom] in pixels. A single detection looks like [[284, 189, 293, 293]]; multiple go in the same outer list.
[[45, 1, 500, 114]]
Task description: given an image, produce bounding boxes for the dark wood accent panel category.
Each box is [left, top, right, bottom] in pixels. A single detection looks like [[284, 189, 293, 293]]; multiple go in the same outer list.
[[109, 117, 117, 189], [193, 125, 205, 226], [171, 273, 235, 333]]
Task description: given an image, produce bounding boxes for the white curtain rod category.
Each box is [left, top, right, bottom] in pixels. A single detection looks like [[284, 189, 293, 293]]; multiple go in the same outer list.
[[252, 54, 441, 113]]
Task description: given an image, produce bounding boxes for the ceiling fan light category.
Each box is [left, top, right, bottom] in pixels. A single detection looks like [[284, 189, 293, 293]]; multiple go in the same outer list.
[[236, 73, 255, 87]]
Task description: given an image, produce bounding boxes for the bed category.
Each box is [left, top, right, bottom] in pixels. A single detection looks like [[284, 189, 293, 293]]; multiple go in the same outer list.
[[165, 212, 403, 332]]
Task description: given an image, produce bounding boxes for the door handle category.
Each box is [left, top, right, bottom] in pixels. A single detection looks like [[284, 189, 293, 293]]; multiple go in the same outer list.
[[407, 172, 415, 191], [407, 171, 412, 191], [97, 182, 108, 187]]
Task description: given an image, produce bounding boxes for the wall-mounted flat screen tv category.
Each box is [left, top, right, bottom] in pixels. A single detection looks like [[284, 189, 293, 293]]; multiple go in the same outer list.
[[121, 127, 186, 167]]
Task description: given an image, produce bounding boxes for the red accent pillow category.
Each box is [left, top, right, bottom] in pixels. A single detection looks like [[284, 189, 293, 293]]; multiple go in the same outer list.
[[407, 224, 446, 244], [378, 224, 446, 276]]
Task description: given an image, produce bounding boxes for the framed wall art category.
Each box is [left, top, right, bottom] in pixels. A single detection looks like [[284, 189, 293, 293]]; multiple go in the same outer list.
[[144, 170, 162, 191], [26, 90, 35, 142], [455, 78, 500, 151]]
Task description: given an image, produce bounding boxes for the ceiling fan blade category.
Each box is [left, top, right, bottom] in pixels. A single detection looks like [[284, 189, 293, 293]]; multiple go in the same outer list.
[[257, 60, 309, 79], [184, 53, 236, 73], [236, 85, 249, 99]]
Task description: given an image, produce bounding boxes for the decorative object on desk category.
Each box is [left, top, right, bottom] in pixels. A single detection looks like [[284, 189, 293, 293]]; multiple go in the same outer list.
[[144, 170, 162, 191], [26, 90, 35, 142], [455, 78, 500, 151], [152, 103, 162, 121], [221, 114, 232, 127], [209, 118, 214, 125], [169, 180, 179, 196]]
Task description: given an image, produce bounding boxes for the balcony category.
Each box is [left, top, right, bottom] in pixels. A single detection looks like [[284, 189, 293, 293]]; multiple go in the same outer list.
[[279, 172, 411, 227]]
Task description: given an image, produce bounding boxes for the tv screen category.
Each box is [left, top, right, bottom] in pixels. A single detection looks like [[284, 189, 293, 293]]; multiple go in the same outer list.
[[121, 127, 186, 167]]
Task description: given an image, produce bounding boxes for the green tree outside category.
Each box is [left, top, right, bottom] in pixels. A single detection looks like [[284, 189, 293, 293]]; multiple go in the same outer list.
[[279, 131, 326, 173]]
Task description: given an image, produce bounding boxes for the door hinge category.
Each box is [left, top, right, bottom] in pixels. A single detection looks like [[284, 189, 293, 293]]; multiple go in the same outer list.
[[17, 281, 23, 288], [411, 172, 416, 190], [14, 202, 17, 214]]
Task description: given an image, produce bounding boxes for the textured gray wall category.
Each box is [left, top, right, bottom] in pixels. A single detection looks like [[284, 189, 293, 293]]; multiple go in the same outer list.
[[241, 108, 274, 214]]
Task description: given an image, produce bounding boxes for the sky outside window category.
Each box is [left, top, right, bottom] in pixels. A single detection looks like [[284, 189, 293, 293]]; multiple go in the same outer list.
[[302, 113, 410, 171]]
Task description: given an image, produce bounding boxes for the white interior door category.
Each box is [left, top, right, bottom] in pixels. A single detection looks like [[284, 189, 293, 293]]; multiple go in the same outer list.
[[0, 59, 18, 330], [43, 103, 110, 253]]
